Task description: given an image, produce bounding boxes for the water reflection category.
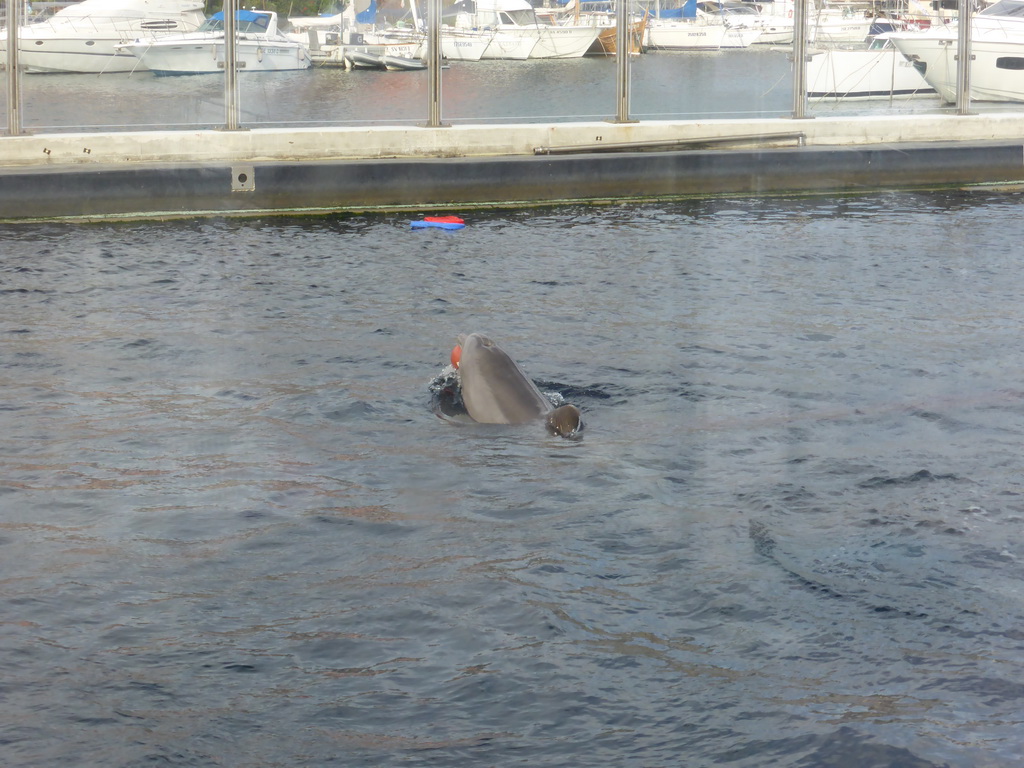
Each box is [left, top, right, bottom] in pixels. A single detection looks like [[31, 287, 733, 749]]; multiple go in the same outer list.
[[3, 42, 970, 132]]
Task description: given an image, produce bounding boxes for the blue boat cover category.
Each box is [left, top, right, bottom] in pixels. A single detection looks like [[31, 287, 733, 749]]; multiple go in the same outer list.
[[210, 10, 271, 29], [658, 0, 697, 18], [356, 0, 377, 24]]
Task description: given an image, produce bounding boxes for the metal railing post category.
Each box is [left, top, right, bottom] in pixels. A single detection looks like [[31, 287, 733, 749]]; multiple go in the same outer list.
[[791, 0, 809, 119], [6, 0, 25, 135], [223, 0, 241, 130], [956, 0, 973, 114], [612, 0, 634, 123], [425, 0, 446, 127]]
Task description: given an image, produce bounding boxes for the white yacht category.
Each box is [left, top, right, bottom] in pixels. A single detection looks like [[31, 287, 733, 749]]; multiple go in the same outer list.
[[889, 0, 1024, 103], [123, 9, 311, 75], [2, 0, 205, 74], [807, 33, 935, 100]]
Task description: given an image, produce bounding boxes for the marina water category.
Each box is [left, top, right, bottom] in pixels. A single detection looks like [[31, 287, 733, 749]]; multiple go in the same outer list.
[[2, 191, 1024, 766], [1, 48, 992, 131]]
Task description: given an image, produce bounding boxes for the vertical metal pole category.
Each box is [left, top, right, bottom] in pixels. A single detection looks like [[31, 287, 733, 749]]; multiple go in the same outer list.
[[791, 0, 809, 119], [613, 0, 633, 122], [426, 0, 444, 127], [223, 0, 241, 130], [6, 0, 24, 135], [955, 0, 973, 114]]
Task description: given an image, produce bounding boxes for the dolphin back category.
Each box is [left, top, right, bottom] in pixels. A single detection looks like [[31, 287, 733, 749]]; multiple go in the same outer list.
[[459, 333, 553, 425]]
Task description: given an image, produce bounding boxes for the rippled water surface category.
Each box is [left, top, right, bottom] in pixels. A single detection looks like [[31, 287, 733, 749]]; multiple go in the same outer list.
[[2, 192, 1024, 767]]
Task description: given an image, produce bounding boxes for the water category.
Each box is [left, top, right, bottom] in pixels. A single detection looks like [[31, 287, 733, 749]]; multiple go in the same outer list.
[[2, 192, 1024, 767], [0, 48, 973, 132]]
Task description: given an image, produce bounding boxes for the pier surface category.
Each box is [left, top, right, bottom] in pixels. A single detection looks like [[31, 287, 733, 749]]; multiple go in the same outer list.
[[3, 114, 1024, 220]]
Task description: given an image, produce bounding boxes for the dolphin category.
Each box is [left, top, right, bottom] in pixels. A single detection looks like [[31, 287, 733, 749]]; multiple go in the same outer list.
[[453, 333, 582, 438]]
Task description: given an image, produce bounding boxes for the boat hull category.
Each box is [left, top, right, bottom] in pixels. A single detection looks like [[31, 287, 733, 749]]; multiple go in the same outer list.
[[17, 38, 148, 73], [646, 21, 732, 50], [807, 46, 935, 99], [891, 20, 1024, 103], [9, 1, 205, 74], [127, 35, 311, 74], [441, 32, 491, 61], [528, 26, 601, 58], [480, 32, 537, 60]]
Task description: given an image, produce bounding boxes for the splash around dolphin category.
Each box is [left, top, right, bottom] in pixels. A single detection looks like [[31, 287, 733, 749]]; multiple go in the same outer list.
[[442, 332, 582, 438]]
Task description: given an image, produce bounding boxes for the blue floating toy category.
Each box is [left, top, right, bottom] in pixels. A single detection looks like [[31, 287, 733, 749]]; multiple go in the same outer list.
[[411, 221, 465, 230], [411, 216, 466, 230]]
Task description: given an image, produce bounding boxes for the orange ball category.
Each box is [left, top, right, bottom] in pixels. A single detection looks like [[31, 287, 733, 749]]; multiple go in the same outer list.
[[450, 344, 462, 369]]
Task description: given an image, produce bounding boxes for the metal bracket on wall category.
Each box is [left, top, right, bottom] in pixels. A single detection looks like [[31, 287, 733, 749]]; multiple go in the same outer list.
[[232, 166, 255, 192]]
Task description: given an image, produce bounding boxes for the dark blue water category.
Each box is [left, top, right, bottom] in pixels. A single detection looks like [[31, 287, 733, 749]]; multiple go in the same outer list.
[[2, 192, 1024, 766]]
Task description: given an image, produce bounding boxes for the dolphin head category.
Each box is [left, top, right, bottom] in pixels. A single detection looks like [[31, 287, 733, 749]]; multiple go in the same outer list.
[[455, 333, 551, 425], [546, 404, 583, 438], [452, 333, 582, 436]]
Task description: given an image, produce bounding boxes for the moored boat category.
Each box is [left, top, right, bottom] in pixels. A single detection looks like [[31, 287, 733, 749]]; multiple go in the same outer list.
[[452, 0, 600, 59], [2, 0, 205, 74], [123, 9, 311, 75], [807, 33, 935, 99], [645, 0, 762, 50], [889, 0, 1024, 103]]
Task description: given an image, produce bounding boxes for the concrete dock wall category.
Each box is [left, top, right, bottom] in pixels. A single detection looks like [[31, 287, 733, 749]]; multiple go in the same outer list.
[[2, 114, 1024, 220]]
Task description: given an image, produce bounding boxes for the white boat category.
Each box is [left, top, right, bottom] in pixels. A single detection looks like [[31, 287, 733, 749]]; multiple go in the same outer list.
[[889, 0, 1024, 103], [807, 33, 935, 99], [745, 0, 878, 46], [811, 9, 874, 44], [646, 1, 762, 50], [453, 0, 600, 59], [123, 9, 311, 75], [646, 20, 736, 49], [362, 26, 495, 61], [478, 30, 538, 60], [1, 0, 205, 74], [438, 29, 493, 61]]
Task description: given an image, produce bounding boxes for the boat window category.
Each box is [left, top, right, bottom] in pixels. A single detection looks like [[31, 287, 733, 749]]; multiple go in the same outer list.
[[196, 13, 272, 33], [500, 9, 537, 25], [197, 17, 224, 32], [239, 18, 271, 33], [981, 0, 1024, 17], [139, 20, 180, 30], [996, 57, 1024, 69]]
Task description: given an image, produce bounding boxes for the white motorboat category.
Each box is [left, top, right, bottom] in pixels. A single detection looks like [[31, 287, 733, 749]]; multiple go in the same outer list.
[[807, 33, 935, 100], [889, 0, 1024, 103], [123, 9, 311, 75], [1, 0, 205, 74]]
